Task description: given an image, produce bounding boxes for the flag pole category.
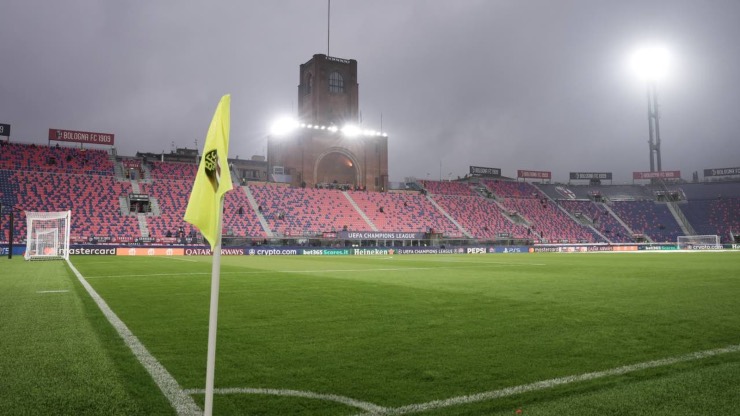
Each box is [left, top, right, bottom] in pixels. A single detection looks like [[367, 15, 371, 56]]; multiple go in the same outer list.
[[203, 197, 224, 416]]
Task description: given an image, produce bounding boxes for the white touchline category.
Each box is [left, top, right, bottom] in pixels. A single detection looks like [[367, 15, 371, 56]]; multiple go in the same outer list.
[[66, 259, 202, 416]]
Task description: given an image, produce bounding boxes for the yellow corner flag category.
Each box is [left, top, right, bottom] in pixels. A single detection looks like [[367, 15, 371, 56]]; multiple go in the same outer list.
[[184, 94, 233, 249]]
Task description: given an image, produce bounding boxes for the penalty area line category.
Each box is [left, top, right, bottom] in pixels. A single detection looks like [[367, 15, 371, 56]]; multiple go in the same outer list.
[[66, 259, 201, 416]]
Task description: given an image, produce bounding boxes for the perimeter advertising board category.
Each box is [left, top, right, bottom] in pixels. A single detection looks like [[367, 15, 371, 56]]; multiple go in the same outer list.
[[185, 247, 246, 256], [632, 171, 681, 180], [569, 172, 612, 180], [395, 247, 464, 255], [65, 246, 117, 255], [302, 248, 351, 255], [49, 128, 115, 145], [490, 246, 528, 253], [0, 245, 25, 256], [517, 170, 551, 180], [339, 231, 426, 240], [116, 247, 184, 256], [469, 166, 501, 177], [247, 247, 300, 256], [703, 167, 740, 177]]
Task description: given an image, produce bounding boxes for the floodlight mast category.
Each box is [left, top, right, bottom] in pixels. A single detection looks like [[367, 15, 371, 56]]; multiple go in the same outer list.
[[647, 80, 662, 172], [633, 45, 669, 173]]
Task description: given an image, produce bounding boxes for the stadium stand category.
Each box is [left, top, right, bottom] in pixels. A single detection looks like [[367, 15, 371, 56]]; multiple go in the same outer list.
[[610, 200, 683, 243], [0, 142, 114, 175], [141, 179, 199, 239], [558, 200, 634, 243], [420, 180, 478, 196], [1, 142, 738, 245], [0, 169, 21, 242], [481, 179, 539, 199], [223, 187, 267, 238], [147, 160, 198, 180], [250, 183, 370, 236], [347, 190, 461, 235], [4, 170, 139, 241], [678, 198, 740, 243], [479, 179, 602, 242], [431, 194, 529, 239], [498, 197, 602, 243]]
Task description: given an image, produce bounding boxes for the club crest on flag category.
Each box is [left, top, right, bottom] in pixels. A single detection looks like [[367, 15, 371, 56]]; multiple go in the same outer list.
[[204, 149, 221, 191], [183, 94, 232, 250]]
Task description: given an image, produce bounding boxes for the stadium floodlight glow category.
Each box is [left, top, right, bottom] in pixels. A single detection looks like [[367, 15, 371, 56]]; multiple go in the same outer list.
[[631, 45, 670, 81], [341, 124, 362, 138], [630, 43, 671, 173], [269, 117, 299, 136], [327, 125, 339, 133]]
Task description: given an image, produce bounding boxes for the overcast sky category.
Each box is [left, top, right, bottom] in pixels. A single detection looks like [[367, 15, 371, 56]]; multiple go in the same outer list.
[[2, 0, 739, 183]]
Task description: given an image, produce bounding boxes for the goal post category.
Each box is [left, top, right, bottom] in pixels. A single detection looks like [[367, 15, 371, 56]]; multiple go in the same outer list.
[[24, 210, 71, 261], [676, 235, 721, 250]]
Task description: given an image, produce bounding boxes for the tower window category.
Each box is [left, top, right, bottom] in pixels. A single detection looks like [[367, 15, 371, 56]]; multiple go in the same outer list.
[[328, 71, 344, 93]]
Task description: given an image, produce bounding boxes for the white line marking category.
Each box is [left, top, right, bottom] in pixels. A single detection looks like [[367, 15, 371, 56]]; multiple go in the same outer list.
[[356, 343, 740, 415], [36, 290, 69, 293], [66, 259, 201, 416], [177, 343, 740, 415], [182, 387, 388, 413]]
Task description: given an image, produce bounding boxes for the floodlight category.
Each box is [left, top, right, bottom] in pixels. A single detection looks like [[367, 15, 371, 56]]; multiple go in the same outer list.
[[269, 117, 299, 136], [341, 124, 361, 138], [631, 45, 670, 81]]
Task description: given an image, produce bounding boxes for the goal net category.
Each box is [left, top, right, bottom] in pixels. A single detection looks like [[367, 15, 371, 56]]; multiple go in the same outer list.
[[676, 235, 721, 250], [24, 211, 71, 261]]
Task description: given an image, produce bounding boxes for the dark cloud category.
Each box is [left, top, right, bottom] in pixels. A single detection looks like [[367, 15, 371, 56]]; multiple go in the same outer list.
[[2, 0, 739, 182]]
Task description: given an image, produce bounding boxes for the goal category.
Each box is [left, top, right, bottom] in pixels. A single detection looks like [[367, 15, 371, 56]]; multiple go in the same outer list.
[[24, 211, 71, 261], [676, 235, 721, 250]]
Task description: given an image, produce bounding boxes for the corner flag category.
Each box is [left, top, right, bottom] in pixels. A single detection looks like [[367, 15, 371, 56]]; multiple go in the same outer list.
[[184, 94, 233, 249], [183, 95, 232, 416]]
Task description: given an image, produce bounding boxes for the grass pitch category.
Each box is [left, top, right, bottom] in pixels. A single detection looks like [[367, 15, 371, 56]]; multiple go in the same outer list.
[[2, 252, 739, 415]]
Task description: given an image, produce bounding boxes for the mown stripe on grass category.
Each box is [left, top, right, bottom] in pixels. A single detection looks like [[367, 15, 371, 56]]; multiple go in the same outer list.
[[67, 259, 202, 416]]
